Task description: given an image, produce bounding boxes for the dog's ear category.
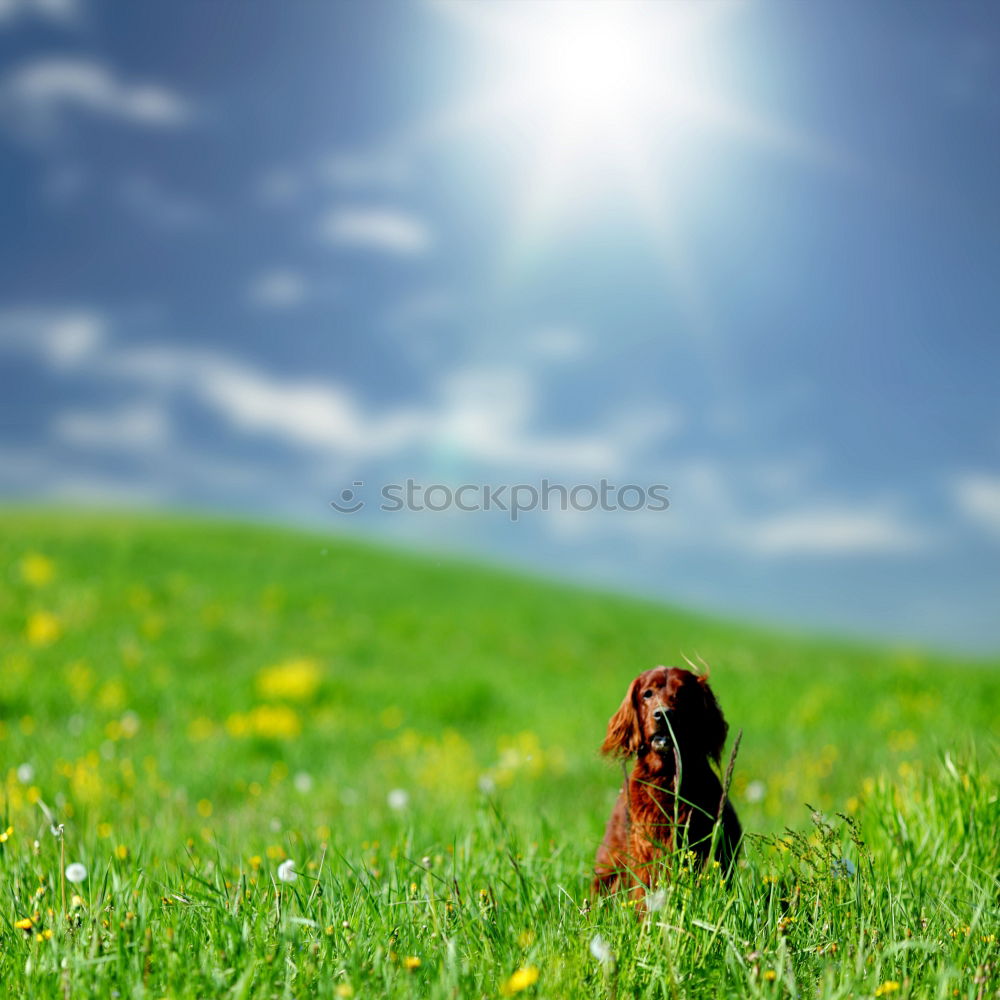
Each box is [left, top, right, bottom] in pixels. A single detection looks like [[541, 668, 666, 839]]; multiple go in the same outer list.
[[697, 674, 729, 764], [601, 677, 642, 758]]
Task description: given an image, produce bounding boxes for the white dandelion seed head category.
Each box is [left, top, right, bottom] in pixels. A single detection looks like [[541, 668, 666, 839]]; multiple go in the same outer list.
[[589, 933, 614, 965], [387, 788, 409, 811], [645, 887, 667, 912], [65, 862, 87, 884], [477, 774, 496, 795], [276, 859, 297, 883], [16, 763, 35, 783], [293, 771, 313, 794], [744, 779, 766, 804]]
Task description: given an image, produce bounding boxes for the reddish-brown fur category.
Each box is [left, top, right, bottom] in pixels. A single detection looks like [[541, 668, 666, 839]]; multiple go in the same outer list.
[[593, 665, 742, 895]]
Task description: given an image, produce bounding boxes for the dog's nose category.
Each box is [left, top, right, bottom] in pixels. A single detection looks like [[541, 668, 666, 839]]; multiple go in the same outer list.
[[653, 707, 674, 725]]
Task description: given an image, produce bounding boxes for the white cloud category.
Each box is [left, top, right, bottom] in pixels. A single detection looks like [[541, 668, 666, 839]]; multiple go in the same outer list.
[[247, 269, 308, 308], [320, 206, 432, 255], [530, 459, 929, 562], [194, 360, 424, 455], [1, 57, 191, 133], [952, 473, 1000, 538], [165, 355, 640, 474], [60, 339, 420, 456], [53, 403, 170, 451], [0, 0, 79, 27], [743, 504, 924, 556], [1, 312, 669, 480], [183, 360, 661, 475], [0, 307, 105, 367], [432, 367, 621, 473]]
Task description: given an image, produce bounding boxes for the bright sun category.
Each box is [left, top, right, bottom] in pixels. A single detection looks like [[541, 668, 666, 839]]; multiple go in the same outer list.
[[422, 1, 819, 259], [516, 9, 661, 130]]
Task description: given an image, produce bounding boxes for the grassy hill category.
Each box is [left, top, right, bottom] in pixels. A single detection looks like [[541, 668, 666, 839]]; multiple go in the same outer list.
[[1, 510, 997, 998]]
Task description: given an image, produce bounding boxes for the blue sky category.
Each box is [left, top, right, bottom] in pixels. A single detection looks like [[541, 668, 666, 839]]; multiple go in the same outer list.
[[1, 0, 998, 651]]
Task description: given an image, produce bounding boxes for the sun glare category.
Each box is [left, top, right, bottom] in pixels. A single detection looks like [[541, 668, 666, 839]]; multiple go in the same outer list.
[[422, 0, 824, 290], [421, 2, 759, 254], [516, 10, 659, 129]]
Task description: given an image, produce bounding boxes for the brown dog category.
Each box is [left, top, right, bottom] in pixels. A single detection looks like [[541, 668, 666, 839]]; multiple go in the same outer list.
[[593, 665, 742, 895]]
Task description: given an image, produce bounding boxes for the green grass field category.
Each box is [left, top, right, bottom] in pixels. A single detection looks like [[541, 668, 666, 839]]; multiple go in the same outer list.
[[1, 510, 997, 998]]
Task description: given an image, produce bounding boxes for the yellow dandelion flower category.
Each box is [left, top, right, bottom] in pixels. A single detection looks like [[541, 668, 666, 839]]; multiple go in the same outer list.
[[255, 658, 322, 702], [26, 611, 60, 645], [266, 845, 286, 861], [115, 844, 129, 860], [196, 799, 213, 817], [875, 983, 900, 997], [763, 970, 777, 982], [501, 966, 539, 995], [35, 928, 53, 942], [0, 825, 13, 843], [97, 679, 126, 711], [225, 712, 249, 738], [20, 553, 55, 586], [335, 986, 354, 998], [15, 917, 33, 930], [403, 956, 421, 970], [245, 704, 301, 740]]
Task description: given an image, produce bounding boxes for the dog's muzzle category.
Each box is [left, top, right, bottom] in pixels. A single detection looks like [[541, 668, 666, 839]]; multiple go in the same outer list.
[[650, 707, 676, 752]]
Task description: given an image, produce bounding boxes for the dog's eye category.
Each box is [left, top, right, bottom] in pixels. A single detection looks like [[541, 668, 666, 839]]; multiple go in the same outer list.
[[643, 690, 653, 699]]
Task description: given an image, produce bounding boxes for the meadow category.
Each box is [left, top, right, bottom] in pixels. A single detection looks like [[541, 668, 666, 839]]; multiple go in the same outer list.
[[0, 509, 997, 999]]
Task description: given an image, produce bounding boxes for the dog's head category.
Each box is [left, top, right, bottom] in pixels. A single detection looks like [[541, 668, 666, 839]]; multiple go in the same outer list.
[[600, 665, 728, 765]]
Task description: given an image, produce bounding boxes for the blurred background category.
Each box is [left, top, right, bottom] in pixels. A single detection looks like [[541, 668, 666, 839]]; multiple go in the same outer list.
[[1, 0, 998, 652]]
